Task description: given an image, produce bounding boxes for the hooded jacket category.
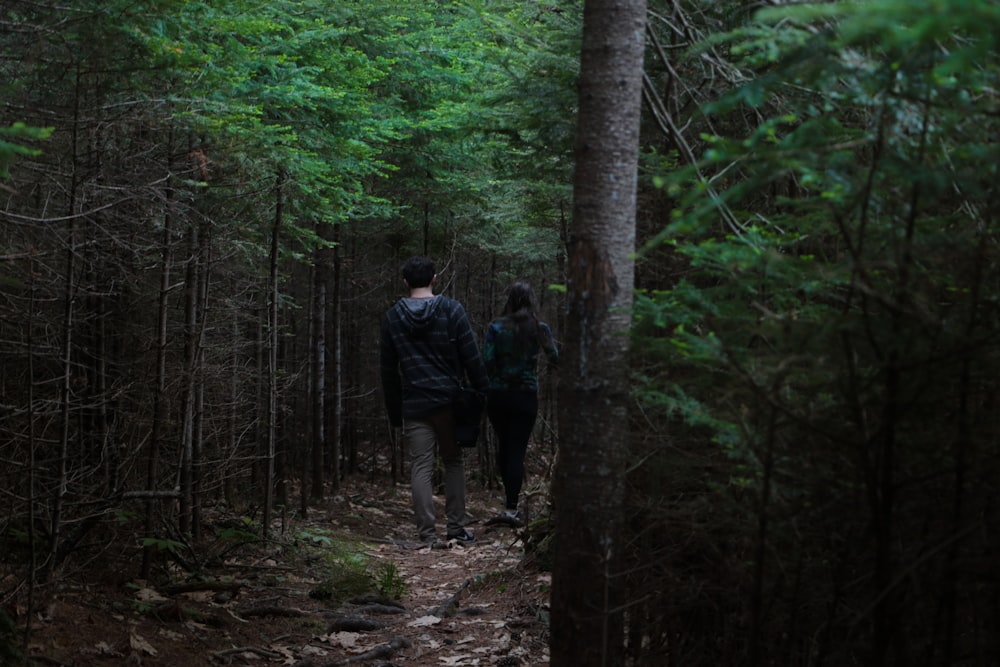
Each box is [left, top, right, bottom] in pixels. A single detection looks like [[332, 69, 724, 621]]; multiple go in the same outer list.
[[379, 294, 489, 426]]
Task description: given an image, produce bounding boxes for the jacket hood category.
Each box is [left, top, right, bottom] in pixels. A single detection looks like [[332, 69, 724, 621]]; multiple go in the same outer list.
[[395, 295, 444, 336]]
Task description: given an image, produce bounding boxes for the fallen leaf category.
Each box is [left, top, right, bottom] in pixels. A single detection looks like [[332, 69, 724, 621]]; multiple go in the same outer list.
[[134, 587, 167, 602], [439, 655, 477, 666], [129, 629, 158, 656], [321, 631, 361, 648], [408, 615, 442, 627], [94, 641, 119, 656], [180, 590, 213, 602], [157, 628, 185, 641]]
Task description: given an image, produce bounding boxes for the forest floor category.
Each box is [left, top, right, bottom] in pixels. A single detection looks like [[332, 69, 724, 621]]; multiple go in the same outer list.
[[19, 476, 553, 667]]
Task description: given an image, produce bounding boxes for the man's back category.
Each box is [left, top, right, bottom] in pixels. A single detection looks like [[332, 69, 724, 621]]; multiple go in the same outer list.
[[380, 293, 487, 425]]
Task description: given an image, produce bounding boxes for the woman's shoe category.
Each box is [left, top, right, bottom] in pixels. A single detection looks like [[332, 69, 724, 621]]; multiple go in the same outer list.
[[501, 509, 525, 526]]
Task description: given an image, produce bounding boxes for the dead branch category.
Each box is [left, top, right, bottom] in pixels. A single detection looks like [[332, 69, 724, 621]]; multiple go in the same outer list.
[[427, 578, 471, 618], [333, 637, 411, 665]]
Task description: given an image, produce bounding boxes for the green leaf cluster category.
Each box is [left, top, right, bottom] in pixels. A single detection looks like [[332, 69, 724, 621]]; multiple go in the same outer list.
[[0, 122, 52, 178], [635, 0, 1000, 659]]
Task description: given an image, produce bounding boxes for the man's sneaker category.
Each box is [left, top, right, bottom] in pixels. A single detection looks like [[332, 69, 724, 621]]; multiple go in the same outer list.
[[446, 527, 475, 543]]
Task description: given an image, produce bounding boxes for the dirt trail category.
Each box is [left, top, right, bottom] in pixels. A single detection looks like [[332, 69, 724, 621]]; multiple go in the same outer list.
[[20, 479, 552, 666]]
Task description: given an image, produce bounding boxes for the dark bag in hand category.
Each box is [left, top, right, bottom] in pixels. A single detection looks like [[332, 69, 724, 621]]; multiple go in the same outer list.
[[452, 387, 485, 448]]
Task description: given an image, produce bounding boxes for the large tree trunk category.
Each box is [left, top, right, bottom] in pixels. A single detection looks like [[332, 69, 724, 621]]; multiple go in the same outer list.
[[550, 0, 646, 664]]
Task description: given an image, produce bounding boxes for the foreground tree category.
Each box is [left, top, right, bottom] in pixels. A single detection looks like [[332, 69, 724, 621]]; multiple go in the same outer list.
[[550, 0, 647, 664]]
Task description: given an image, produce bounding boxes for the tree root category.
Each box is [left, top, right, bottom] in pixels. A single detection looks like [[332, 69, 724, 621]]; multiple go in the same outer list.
[[291, 636, 411, 667], [211, 645, 284, 661], [325, 614, 387, 632]]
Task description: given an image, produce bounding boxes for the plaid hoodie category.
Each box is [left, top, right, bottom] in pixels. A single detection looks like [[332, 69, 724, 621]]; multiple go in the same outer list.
[[379, 294, 488, 426]]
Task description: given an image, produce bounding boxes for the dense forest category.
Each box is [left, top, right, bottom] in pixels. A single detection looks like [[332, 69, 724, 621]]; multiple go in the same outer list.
[[3, 0, 999, 665]]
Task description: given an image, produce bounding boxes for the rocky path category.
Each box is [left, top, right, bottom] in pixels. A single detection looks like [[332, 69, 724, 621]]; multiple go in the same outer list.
[[21, 479, 552, 666], [289, 482, 551, 666]]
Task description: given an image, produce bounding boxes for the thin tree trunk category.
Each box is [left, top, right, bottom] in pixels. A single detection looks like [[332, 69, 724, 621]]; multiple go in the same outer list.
[[870, 97, 930, 667], [942, 222, 988, 663], [225, 302, 238, 507], [302, 265, 317, 517], [750, 406, 779, 665], [49, 63, 82, 580], [263, 169, 284, 539], [253, 297, 264, 496], [191, 219, 212, 540], [94, 284, 112, 492], [331, 222, 342, 492], [550, 0, 646, 664], [275, 310, 289, 511], [142, 133, 175, 578], [310, 223, 327, 502], [423, 202, 429, 255], [25, 258, 38, 649], [179, 220, 199, 536]]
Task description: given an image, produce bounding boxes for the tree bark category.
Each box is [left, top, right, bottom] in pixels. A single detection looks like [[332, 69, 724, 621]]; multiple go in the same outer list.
[[310, 221, 328, 502], [50, 63, 82, 581], [550, 0, 646, 664], [142, 131, 175, 578], [179, 218, 199, 536], [330, 221, 343, 492], [263, 169, 284, 539]]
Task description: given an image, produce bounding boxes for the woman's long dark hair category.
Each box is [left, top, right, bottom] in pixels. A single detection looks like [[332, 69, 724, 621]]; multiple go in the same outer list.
[[501, 282, 540, 352]]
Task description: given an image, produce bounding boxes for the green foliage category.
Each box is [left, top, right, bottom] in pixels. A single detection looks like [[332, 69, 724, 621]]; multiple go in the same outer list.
[[295, 528, 405, 601], [215, 517, 257, 543], [141, 537, 186, 555], [372, 560, 407, 600], [0, 122, 52, 178], [308, 570, 372, 603], [298, 529, 370, 574], [294, 527, 334, 547], [636, 0, 1000, 661]]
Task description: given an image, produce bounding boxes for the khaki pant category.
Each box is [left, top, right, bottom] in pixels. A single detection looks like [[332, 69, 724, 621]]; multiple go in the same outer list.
[[403, 407, 467, 541]]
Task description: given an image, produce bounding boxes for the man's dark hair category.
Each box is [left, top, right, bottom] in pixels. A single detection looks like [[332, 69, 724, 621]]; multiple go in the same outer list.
[[402, 256, 435, 288]]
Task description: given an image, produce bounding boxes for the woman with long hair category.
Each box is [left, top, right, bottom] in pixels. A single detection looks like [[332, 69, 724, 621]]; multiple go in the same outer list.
[[483, 282, 559, 524]]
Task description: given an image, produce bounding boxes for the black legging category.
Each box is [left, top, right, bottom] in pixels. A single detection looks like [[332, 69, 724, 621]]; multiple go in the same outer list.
[[487, 389, 538, 510]]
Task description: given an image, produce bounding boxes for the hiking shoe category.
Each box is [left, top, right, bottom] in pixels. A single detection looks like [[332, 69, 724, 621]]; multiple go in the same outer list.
[[502, 510, 526, 526], [446, 528, 475, 543]]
